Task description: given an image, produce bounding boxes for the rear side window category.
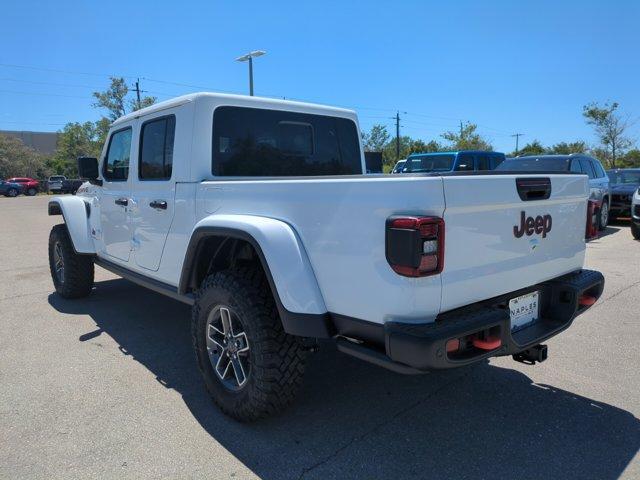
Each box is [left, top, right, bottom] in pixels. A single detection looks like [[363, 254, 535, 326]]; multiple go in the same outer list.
[[455, 153, 474, 171], [103, 128, 132, 181], [477, 154, 491, 171], [579, 158, 596, 179], [592, 160, 606, 178], [491, 154, 505, 169], [212, 106, 362, 176], [139, 116, 176, 180], [570, 159, 582, 173]]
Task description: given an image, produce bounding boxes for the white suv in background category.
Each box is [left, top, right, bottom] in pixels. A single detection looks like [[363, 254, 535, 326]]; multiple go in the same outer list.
[[47, 175, 67, 193]]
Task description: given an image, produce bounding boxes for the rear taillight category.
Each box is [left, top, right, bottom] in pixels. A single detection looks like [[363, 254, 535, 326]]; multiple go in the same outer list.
[[385, 216, 444, 277], [585, 200, 599, 240]]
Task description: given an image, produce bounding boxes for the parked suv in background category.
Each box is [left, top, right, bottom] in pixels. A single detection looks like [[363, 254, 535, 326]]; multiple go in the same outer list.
[[606, 168, 640, 220], [61, 178, 84, 194], [47, 175, 67, 193], [401, 150, 505, 173], [497, 154, 611, 230], [0, 180, 24, 197], [6, 177, 39, 196]]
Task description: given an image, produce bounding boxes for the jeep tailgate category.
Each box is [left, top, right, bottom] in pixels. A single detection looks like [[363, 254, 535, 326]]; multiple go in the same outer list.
[[440, 174, 588, 312]]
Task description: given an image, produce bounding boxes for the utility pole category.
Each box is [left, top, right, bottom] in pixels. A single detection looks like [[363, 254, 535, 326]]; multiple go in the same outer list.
[[395, 111, 400, 161], [460, 120, 464, 138], [511, 133, 525, 156], [134, 78, 142, 110]]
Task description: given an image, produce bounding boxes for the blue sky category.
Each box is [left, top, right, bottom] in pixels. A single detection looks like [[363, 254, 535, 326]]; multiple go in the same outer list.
[[2, 0, 639, 152]]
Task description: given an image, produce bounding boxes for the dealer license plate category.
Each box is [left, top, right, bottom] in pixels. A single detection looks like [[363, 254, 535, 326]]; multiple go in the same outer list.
[[509, 291, 540, 331]]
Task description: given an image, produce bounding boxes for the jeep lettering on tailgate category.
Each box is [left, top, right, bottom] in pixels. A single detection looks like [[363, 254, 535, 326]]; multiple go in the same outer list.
[[513, 211, 552, 238]]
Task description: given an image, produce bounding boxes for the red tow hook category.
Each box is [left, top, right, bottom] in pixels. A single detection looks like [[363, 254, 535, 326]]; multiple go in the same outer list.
[[472, 335, 501, 351], [579, 295, 597, 307]]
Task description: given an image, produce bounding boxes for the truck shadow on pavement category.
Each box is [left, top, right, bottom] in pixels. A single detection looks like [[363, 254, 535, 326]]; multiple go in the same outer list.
[[596, 224, 623, 239], [49, 278, 640, 480]]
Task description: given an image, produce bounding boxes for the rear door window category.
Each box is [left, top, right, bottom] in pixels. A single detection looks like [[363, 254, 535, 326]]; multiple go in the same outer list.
[[212, 106, 361, 176], [476, 154, 491, 171], [570, 159, 582, 173], [592, 160, 606, 178], [579, 158, 596, 179], [455, 153, 474, 171], [139, 115, 176, 180]]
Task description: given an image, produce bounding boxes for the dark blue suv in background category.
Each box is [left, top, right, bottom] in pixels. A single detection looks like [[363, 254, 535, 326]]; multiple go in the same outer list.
[[607, 168, 640, 219], [401, 150, 506, 173], [0, 180, 24, 197]]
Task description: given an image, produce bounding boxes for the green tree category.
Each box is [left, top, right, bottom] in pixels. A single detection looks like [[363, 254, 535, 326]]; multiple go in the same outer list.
[[513, 140, 546, 157], [51, 78, 158, 176], [582, 101, 633, 168], [547, 141, 588, 155], [50, 122, 103, 176], [362, 124, 390, 152], [441, 122, 492, 151], [92, 77, 157, 121], [620, 149, 640, 168], [0, 133, 48, 179], [381, 136, 444, 166]]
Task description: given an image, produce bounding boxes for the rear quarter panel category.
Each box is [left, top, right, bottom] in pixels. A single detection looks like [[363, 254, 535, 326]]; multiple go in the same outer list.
[[196, 176, 446, 324]]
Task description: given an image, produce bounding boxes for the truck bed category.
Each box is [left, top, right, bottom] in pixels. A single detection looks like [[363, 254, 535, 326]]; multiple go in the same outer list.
[[191, 173, 587, 325]]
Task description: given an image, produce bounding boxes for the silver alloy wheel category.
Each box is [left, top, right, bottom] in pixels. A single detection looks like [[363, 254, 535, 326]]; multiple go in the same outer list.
[[206, 306, 250, 390], [53, 242, 65, 283], [8, 188, 17, 197], [600, 201, 609, 228]]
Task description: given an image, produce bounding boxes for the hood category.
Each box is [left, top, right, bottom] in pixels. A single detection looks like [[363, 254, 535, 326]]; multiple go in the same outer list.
[[611, 184, 639, 194]]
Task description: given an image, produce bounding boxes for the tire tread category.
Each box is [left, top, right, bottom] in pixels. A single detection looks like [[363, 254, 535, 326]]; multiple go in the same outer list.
[[191, 268, 307, 421], [48, 224, 94, 298]]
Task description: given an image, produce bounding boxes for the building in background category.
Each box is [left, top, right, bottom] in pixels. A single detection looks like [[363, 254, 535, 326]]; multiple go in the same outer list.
[[0, 130, 58, 155]]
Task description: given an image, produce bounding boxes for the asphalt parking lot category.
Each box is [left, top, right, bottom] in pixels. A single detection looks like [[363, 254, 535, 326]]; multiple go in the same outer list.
[[1, 195, 638, 479]]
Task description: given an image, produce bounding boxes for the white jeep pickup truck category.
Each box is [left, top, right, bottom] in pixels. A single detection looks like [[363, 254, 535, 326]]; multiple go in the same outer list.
[[48, 93, 604, 421]]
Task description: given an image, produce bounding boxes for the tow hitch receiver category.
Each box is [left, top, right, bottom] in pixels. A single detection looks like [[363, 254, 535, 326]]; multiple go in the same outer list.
[[513, 344, 548, 365]]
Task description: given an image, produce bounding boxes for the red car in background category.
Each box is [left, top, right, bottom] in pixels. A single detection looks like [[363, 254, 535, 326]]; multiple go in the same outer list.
[[6, 177, 39, 196]]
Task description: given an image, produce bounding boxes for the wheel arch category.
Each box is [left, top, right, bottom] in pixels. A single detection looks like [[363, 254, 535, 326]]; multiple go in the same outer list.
[[48, 196, 95, 254], [179, 215, 333, 338]]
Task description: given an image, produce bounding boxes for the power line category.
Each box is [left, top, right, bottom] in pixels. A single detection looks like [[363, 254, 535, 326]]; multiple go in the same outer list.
[[0, 62, 136, 79], [0, 77, 106, 90], [0, 120, 67, 126], [0, 62, 519, 138], [0, 89, 90, 99]]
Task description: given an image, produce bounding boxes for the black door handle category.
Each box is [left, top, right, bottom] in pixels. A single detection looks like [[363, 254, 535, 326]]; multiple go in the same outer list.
[[149, 200, 167, 210], [115, 197, 128, 207]]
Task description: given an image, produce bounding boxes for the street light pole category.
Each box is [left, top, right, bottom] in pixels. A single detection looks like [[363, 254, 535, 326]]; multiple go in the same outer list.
[[236, 50, 266, 96], [248, 56, 254, 96]]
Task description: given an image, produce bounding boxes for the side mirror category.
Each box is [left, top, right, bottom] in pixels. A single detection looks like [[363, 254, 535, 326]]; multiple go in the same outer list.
[[77, 157, 102, 185]]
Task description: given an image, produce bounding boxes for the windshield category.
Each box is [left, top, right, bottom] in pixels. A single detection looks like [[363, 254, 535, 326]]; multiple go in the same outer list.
[[392, 160, 406, 173], [497, 157, 570, 172], [607, 171, 640, 185], [50, 176, 65, 181], [406, 154, 455, 173]]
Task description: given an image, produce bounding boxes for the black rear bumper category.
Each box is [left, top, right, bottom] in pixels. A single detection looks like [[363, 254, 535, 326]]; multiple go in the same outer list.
[[339, 269, 604, 373]]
